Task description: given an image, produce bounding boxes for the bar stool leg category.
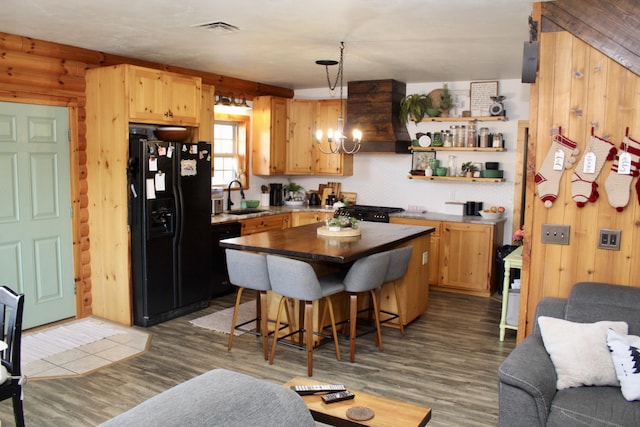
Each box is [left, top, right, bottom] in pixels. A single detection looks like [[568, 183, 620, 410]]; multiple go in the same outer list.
[[269, 296, 287, 366], [349, 293, 358, 363], [393, 281, 406, 336], [228, 287, 245, 351], [370, 289, 383, 352], [304, 300, 314, 376], [258, 290, 269, 360]]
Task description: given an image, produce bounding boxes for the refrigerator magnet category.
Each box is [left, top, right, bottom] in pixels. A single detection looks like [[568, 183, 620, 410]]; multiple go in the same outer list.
[[190, 145, 198, 154], [180, 159, 197, 176], [149, 156, 158, 172], [167, 144, 174, 158], [158, 146, 167, 156], [155, 171, 166, 191]]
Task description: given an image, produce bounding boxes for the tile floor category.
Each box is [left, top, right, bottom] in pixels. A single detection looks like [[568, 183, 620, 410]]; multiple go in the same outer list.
[[23, 320, 151, 380]]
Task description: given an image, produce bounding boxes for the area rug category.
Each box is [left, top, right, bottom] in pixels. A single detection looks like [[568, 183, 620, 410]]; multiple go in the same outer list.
[[190, 302, 256, 336], [22, 317, 151, 380]]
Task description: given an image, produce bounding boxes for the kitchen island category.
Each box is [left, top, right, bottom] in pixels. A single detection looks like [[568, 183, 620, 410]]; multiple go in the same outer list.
[[220, 221, 434, 330]]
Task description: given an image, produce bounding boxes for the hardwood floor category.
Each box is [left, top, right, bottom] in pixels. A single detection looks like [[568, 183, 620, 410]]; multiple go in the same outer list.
[[2, 290, 516, 426]]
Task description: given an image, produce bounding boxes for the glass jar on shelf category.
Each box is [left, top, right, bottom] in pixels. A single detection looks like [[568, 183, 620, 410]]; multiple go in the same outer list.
[[448, 155, 457, 177], [466, 121, 477, 147], [432, 132, 443, 147], [443, 131, 454, 147], [479, 127, 490, 148]]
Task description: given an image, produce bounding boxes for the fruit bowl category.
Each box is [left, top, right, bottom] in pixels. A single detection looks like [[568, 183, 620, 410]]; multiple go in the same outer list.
[[479, 211, 504, 220], [154, 126, 191, 142]]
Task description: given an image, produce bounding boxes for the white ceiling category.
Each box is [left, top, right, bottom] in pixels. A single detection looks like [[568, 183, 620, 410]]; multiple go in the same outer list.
[[0, 0, 541, 90]]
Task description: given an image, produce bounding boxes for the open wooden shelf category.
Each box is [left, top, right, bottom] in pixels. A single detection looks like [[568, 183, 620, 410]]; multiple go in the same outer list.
[[410, 146, 506, 152], [407, 175, 505, 183], [420, 116, 507, 122]]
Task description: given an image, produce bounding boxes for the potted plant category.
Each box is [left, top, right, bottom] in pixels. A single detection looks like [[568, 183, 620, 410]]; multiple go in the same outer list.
[[325, 216, 360, 231], [399, 94, 432, 124], [461, 161, 479, 178], [285, 181, 304, 200], [439, 83, 454, 117]]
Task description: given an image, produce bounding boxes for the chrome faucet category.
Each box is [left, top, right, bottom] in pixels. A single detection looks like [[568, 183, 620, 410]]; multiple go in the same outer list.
[[227, 179, 245, 211]]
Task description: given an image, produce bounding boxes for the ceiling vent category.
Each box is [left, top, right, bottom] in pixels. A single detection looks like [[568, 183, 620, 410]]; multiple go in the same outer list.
[[194, 21, 240, 34]]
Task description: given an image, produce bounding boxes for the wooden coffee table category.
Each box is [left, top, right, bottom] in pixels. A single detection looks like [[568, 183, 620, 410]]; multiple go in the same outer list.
[[284, 377, 431, 426]]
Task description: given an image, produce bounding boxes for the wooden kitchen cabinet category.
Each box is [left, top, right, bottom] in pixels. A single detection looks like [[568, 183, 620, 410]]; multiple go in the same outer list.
[[85, 64, 204, 326], [252, 96, 288, 175], [439, 221, 501, 296], [314, 99, 353, 176], [390, 217, 441, 286], [240, 213, 290, 235], [286, 100, 315, 174], [255, 97, 353, 176], [286, 99, 353, 176], [291, 211, 332, 227], [391, 217, 502, 297], [127, 65, 201, 126]]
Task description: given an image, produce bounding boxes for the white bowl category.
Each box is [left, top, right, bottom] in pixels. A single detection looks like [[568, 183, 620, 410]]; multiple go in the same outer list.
[[284, 200, 304, 206], [479, 211, 504, 220]]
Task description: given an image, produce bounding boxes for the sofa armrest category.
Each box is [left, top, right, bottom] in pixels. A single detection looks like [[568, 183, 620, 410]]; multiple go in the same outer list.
[[532, 297, 567, 335], [498, 335, 557, 426]]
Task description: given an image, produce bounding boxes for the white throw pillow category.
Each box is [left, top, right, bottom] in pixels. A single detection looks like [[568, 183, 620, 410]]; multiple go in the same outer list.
[[607, 329, 640, 401], [537, 316, 628, 389]]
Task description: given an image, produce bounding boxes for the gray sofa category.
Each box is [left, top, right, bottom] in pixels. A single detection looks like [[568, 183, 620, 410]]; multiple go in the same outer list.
[[99, 369, 315, 427], [498, 282, 640, 426]]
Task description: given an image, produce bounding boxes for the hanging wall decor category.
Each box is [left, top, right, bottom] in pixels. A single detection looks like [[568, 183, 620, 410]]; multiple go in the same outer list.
[[571, 129, 616, 208], [604, 131, 640, 212], [535, 128, 579, 208]]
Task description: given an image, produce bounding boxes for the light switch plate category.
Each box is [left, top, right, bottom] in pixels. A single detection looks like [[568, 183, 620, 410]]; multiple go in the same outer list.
[[598, 229, 621, 250], [541, 224, 570, 245]]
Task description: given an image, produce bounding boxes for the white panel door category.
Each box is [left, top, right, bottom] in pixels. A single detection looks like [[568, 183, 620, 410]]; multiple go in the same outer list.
[[0, 102, 75, 329]]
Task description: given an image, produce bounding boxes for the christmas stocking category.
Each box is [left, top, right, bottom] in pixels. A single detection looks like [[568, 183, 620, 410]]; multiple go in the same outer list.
[[571, 135, 616, 207], [604, 135, 640, 211], [535, 133, 579, 208]]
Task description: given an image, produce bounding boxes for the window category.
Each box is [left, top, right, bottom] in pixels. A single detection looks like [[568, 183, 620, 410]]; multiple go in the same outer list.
[[212, 114, 249, 188]]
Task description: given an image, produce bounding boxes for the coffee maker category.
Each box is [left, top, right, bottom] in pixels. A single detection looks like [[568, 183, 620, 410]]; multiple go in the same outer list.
[[269, 183, 283, 206]]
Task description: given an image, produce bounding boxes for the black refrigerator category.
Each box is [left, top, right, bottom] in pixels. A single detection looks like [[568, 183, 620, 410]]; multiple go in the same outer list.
[[128, 133, 212, 327]]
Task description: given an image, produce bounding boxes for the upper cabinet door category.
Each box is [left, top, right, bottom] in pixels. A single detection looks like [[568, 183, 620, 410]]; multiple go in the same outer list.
[[252, 96, 288, 175], [286, 100, 315, 174], [314, 99, 353, 176], [168, 73, 201, 125], [127, 66, 201, 126]]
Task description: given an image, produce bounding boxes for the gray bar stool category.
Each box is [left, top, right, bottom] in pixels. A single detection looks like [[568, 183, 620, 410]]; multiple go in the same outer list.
[[379, 245, 414, 336], [266, 254, 345, 377], [342, 251, 391, 362], [226, 249, 272, 360]]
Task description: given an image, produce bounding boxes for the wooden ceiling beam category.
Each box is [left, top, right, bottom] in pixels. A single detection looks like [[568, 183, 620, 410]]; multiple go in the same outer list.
[[541, 0, 640, 77]]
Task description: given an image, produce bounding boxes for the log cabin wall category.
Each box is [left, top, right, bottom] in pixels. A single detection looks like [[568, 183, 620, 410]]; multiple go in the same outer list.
[[521, 1, 640, 339], [0, 31, 291, 321]]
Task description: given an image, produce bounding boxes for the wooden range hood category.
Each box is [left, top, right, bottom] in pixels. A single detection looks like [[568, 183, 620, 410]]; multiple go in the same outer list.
[[346, 79, 412, 154]]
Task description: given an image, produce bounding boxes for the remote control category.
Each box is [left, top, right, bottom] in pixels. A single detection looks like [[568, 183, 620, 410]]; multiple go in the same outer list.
[[291, 384, 347, 395], [321, 390, 356, 404]]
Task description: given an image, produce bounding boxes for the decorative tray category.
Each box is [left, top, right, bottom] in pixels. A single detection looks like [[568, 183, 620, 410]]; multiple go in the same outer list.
[[317, 226, 362, 237]]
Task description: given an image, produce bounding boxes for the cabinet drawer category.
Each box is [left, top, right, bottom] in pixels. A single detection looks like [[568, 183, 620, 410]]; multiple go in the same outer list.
[[241, 213, 290, 235]]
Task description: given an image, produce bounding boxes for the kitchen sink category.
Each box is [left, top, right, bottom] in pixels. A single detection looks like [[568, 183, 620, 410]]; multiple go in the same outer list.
[[225, 208, 267, 215]]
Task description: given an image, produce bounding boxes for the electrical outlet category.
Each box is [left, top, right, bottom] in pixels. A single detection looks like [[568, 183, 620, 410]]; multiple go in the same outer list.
[[541, 224, 570, 245], [598, 229, 621, 250], [422, 251, 429, 265]]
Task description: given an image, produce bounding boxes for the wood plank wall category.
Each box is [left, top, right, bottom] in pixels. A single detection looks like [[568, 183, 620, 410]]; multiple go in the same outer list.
[[521, 5, 640, 338], [0, 31, 291, 320]]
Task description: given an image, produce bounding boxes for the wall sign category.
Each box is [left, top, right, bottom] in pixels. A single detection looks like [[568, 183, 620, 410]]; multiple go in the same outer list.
[[470, 81, 498, 117]]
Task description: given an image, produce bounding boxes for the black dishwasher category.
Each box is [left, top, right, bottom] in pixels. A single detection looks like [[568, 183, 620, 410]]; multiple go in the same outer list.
[[211, 222, 242, 297]]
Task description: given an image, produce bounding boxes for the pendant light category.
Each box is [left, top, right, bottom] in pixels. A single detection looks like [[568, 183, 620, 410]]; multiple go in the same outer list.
[[314, 42, 362, 154]]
